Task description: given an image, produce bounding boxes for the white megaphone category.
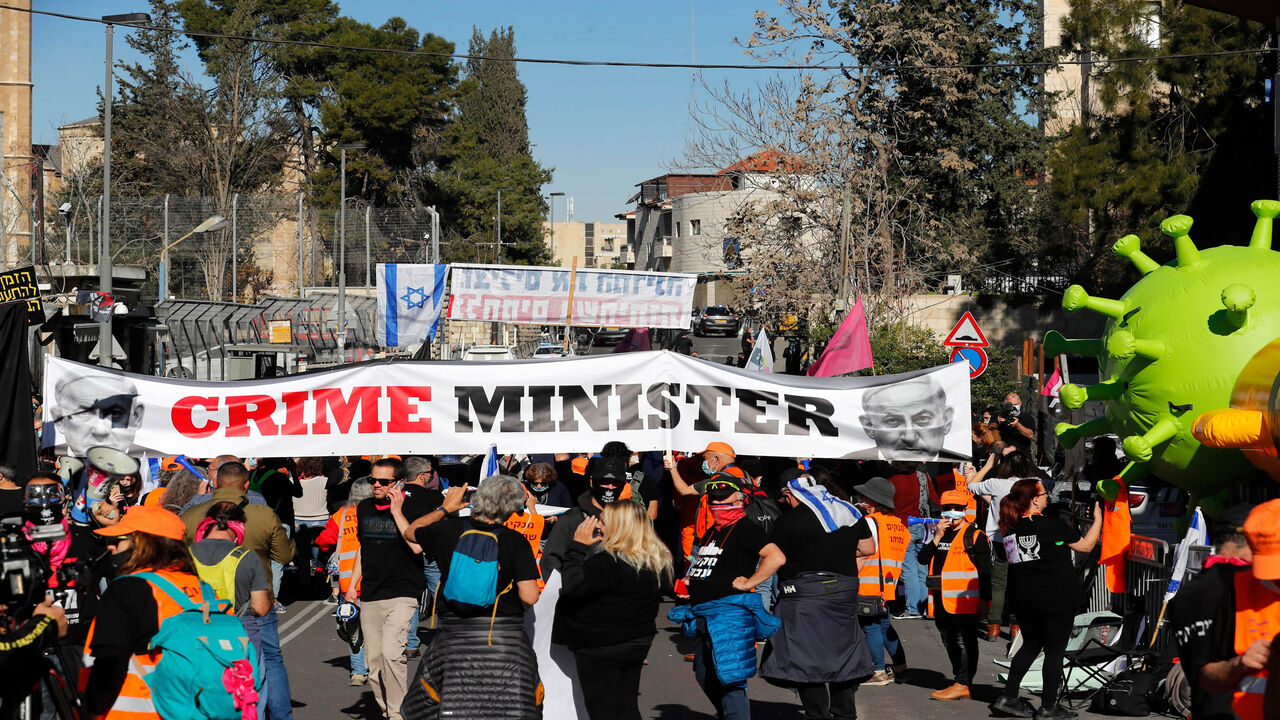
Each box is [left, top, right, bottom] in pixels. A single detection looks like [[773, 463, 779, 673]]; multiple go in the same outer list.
[[83, 446, 140, 502], [56, 456, 84, 482]]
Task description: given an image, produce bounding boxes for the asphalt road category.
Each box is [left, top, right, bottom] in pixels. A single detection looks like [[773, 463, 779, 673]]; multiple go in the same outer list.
[[277, 582, 1113, 720]]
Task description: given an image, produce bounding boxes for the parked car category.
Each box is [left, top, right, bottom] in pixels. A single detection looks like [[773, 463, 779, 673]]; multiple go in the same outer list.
[[694, 306, 741, 337], [575, 327, 630, 347], [531, 342, 571, 359], [460, 345, 517, 361]]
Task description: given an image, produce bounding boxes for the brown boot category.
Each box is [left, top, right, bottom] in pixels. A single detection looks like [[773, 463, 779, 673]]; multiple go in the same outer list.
[[985, 624, 1001, 641], [931, 683, 971, 701], [1010, 624, 1021, 640]]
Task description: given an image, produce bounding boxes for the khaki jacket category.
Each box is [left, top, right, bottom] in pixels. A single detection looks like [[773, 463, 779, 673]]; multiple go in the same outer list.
[[183, 487, 295, 603]]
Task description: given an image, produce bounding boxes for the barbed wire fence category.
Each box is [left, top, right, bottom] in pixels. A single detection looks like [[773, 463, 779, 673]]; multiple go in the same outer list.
[[19, 194, 460, 303]]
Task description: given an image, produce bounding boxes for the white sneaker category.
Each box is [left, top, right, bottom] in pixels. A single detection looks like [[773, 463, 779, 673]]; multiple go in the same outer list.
[[863, 670, 893, 686], [349, 673, 367, 686]]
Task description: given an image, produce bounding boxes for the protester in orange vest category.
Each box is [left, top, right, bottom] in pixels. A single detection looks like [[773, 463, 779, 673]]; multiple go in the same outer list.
[[850, 476, 909, 687], [315, 478, 373, 686], [82, 505, 224, 719], [1198, 498, 1280, 720], [915, 490, 992, 701], [668, 442, 745, 572]]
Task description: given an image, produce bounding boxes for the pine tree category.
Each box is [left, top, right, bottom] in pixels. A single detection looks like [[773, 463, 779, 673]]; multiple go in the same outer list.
[[438, 27, 553, 265], [1049, 0, 1271, 291]]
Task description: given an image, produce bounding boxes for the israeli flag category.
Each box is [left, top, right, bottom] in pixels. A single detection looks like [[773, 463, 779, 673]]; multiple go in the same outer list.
[[376, 264, 448, 348], [1164, 506, 1207, 603], [745, 328, 774, 372], [481, 444, 499, 480]]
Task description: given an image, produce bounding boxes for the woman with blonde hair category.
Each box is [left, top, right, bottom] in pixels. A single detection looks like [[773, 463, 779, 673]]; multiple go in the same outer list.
[[555, 500, 673, 720]]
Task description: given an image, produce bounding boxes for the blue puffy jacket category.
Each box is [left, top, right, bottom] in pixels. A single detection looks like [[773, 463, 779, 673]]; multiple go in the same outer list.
[[667, 592, 781, 686]]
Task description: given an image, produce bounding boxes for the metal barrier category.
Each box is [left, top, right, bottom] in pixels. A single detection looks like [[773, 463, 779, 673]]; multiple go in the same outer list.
[[1126, 535, 1172, 653]]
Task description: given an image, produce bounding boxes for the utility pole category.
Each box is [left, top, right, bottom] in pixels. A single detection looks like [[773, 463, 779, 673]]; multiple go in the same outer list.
[[838, 184, 851, 303]]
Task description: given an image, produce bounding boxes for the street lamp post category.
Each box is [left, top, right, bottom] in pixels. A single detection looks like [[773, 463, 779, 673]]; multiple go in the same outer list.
[[336, 143, 365, 360], [160, 215, 228, 301], [495, 186, 515, 263], [548, 191, 565, 257], [98, 12, 151, 367]]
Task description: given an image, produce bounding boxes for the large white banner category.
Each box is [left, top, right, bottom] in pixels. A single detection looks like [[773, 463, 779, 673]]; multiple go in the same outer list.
[[42, 353, 970, 460], [446, 264, 697, 329]]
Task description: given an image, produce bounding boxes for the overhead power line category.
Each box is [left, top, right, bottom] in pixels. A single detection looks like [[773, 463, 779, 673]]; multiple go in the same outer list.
[[2, 3, 1275, 74]]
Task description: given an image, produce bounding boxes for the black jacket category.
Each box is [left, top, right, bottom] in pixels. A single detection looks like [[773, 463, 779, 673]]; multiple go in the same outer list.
[[552, 541, 663, 649], [760, 572, 873, 685], [540, 491, 602, 580]]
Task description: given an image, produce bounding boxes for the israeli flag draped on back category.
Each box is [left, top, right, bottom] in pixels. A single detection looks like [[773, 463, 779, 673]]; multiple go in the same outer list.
[[376, 264, 448, 348]]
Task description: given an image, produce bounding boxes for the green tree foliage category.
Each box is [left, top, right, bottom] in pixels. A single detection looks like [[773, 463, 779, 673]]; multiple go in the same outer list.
[[836, 0, 1060, 281], [1049, 1, 1270, 292], [437, 28, 553, 265], [111, 0, 290, 300]]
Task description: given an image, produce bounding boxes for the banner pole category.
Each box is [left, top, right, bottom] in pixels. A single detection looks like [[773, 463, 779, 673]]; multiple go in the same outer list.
[[562, 256, 579, 354]]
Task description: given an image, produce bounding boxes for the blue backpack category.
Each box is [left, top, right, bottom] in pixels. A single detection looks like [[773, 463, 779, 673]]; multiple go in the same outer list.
[[440, 522, 511, 617], [133, 572, 263, 720]]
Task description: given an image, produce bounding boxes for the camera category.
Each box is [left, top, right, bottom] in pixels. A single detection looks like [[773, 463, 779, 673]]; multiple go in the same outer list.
[[999, 400, 1021, 424], [0, 515, 52, 627]]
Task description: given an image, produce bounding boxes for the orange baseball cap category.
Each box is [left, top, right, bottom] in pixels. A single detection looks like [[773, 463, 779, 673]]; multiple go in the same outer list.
[[160, 456, 182, 471], [93, 505, 187, 541], [702, 442, 736, 458], [939, 490, 970, 507], [1243, 499, 1280, 580], [571, 457, 589, 475]]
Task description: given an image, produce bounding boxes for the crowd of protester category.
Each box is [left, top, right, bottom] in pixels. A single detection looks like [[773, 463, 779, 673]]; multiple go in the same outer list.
[[1, 393, 1278, 720]]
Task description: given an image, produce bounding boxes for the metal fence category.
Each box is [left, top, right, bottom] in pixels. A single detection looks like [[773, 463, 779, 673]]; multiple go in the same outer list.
[[29, 194, 445, 303], [157, 294, 379, 380]]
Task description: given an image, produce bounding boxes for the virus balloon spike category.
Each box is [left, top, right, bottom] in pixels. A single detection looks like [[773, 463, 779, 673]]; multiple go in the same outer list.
[[1056, 417, 1113, 449], [1106, 329, 1164, 361], [1249, 199, 1280, 250], [1221, 284, 1255, 331], [1159, 214, 1204, 268], [1059, 380, 1123, 411], [1048, 201, 1280, 498], [1062, 285, 1127, 320], [1123, 416, 1183, 463], [1042, 330, 1101, 358], [1113, 234, 1160, 275]]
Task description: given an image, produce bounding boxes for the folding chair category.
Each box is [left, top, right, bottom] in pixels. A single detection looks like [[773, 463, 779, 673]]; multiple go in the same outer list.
[[1059, 612, 1158, 711]]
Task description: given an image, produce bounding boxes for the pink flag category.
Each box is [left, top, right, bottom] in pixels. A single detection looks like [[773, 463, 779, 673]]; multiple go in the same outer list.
[[1040, 368, 1063, 397], [612, 328, 652, 353], [807, 297, 874, 376]]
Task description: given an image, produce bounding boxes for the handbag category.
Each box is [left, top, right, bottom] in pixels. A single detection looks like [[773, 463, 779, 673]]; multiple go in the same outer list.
[[856, 559, 889, 619]]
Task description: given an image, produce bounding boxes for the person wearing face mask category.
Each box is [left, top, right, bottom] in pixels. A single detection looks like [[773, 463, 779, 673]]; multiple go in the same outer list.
[[915, 490, 991, 702], [540, 454, 630, 580], [669, 442, 748, 573], [523, 462, 572, 513], [996, 392, 1035, 456], [1198, 499, 1280, 720], [990, 479, 1102, 720], [669, 476, 785, 720]]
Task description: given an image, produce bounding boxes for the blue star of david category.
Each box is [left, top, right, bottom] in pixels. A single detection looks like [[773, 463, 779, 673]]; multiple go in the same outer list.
[[401, 286, 428, 310]]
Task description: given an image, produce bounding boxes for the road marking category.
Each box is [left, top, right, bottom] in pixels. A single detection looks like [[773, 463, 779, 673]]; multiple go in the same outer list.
[[280, 602, 331, 647]]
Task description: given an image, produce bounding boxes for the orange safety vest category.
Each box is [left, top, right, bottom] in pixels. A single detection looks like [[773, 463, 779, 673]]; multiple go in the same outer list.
[[334, 506, 361, 596], [1231, 570, 1279, 720], [938, 522, 983, 615], [505, 510, 545, 563], [1101, 486, 1132, 594], [81, 569, 210, 720], [859, 513, 909, 601]]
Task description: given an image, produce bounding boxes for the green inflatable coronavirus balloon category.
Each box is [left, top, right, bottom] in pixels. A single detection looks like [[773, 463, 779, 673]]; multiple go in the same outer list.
[[1049, 200, 1280, 498]]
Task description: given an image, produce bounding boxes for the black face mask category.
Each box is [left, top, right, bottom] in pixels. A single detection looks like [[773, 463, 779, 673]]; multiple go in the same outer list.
[[591, 483, 620, 505], [106, 548, 133, 578]]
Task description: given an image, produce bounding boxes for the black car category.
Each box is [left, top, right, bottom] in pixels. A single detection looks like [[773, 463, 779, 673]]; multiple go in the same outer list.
[[694, 306, 741, 337]]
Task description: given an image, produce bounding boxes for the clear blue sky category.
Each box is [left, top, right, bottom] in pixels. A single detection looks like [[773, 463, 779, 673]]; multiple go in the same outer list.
[[32, 1, 766, 222]]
